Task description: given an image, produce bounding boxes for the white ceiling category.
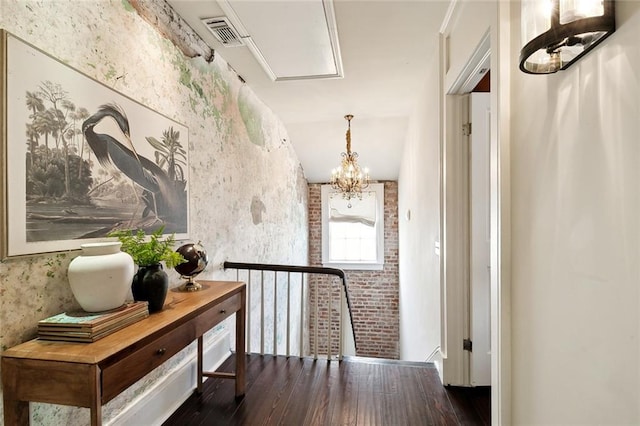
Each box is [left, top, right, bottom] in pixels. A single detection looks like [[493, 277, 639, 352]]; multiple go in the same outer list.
[[167, 0, 450, 183]]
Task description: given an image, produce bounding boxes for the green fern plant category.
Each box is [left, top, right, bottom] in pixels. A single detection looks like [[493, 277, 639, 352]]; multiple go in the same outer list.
[[109, 226, 186, 268]]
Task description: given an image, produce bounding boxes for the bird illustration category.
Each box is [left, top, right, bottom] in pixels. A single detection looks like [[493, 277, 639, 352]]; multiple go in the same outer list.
[[82, 104, 186, 225]]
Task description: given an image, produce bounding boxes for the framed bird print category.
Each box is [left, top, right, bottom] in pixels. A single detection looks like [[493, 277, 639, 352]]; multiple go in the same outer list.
[[1, 31, 190, 258]]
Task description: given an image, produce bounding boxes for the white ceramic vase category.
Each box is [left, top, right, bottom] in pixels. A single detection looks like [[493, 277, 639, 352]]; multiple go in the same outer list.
[[68, 242, 134, 312]]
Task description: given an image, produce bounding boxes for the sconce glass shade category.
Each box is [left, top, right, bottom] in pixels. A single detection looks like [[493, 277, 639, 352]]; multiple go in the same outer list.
[[520, 0, 615, 74]]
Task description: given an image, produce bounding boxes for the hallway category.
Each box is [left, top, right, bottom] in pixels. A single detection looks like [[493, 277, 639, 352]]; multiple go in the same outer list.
[[164, 354, 490, 425]]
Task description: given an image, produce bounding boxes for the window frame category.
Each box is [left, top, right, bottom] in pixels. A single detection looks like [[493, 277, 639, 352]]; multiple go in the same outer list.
[[321, 183, 385, 271]]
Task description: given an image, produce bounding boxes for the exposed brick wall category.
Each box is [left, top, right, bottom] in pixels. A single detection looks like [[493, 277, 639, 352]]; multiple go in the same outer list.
[[308, 182, 399, 359]]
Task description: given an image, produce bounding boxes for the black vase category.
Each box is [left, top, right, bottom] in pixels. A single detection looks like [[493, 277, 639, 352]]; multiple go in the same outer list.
[[132, 263, 168, 313]]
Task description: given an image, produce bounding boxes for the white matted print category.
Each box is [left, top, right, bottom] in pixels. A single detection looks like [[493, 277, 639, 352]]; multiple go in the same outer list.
[[2, 31, 189, 258]]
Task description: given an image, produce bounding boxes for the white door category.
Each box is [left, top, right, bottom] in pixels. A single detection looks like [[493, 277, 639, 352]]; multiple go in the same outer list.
[[469, 92, 491, 386]]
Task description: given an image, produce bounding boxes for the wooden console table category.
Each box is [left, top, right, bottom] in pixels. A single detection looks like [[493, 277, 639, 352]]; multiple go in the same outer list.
[[2, 280, 246, 426]]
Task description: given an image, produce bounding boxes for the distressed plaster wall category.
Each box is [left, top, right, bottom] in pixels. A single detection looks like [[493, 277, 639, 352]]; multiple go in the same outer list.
[[0, 1, 308, 424]]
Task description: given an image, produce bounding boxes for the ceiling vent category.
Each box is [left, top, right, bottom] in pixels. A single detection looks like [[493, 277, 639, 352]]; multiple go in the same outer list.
[[201, 17, 244, 47]]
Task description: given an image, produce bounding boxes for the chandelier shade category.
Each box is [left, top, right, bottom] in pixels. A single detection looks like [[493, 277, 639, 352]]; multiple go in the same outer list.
[[330, 115, 370, 204], [519, 0, 615, 74]]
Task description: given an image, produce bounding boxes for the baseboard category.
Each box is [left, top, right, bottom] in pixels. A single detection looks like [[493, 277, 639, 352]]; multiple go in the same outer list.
[[426, 346, 444, 383], [106, 330, 231, 426], [425, 345, 441, 362]]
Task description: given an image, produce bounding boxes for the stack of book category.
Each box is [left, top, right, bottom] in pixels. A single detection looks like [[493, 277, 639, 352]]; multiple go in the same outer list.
[[38, 301, 149, 343]]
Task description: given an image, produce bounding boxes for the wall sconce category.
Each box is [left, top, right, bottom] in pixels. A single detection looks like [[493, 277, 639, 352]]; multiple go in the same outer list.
[[520, 0, 615, 74]]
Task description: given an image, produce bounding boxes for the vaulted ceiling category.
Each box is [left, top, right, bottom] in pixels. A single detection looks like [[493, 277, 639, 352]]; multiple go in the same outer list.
[[167, 0, 450, 183]]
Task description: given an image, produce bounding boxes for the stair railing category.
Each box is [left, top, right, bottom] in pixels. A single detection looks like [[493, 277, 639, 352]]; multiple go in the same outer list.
[[223, 261, 356, 360]]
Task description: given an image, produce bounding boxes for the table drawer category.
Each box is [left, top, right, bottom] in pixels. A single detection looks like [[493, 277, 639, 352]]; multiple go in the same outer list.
[[101, 320, 194, 402], [193, 293, 241, 335]]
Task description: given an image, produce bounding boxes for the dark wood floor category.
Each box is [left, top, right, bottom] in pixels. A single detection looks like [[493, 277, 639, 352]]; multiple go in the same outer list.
[[163, 354, 490, 426]]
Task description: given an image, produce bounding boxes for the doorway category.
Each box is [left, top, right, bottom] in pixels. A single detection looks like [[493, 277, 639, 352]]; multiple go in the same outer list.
[[438, 1, 513, 421], [441, 59, 492, 388]]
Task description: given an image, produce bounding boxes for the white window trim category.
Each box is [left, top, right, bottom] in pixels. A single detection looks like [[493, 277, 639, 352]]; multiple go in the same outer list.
[[321, 183, 385, 271]]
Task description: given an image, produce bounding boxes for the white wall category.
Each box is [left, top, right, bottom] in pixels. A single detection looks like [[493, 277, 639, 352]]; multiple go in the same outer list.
[[510, 1, 640, 424], [444, 1, 495, 93], [397, 0, 500, 369], [398, 35, 442, 362], [443, 1, 639, 423]]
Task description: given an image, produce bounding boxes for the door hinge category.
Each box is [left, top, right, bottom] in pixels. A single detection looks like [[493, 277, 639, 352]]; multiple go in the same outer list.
[[462, 122, 472, 136], [463, 338, 472, 352]]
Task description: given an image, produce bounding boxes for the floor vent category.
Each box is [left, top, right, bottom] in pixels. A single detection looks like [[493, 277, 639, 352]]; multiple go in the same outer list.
[[201, 17, 244, 47]]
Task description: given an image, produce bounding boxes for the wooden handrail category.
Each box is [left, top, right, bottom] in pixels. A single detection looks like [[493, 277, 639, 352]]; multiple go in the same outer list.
[[223, 261, 357, 353], [223, 262, 345, 278]]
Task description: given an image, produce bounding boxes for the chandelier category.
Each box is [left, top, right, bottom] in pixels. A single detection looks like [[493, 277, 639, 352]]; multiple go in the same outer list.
[[330, 114, 370, 203]]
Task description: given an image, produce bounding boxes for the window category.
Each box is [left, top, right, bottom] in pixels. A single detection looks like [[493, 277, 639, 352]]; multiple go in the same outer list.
[[321, 183, 384, 270]]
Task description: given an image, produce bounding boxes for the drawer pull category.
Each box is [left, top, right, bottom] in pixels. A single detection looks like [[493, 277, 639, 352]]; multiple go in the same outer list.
[[220, 309, 226, 314], [156, 348, 167, 356]]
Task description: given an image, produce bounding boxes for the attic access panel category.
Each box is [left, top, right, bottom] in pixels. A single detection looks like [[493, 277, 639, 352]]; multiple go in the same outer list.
[[218, 0, 344, 81]]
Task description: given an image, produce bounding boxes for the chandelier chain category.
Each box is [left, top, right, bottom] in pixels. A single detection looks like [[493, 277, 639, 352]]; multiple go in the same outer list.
[[345, 114, 353, 154]]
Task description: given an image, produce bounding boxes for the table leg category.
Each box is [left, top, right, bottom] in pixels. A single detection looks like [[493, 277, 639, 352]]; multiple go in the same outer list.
[[89, 364, 102, 426], [235, 287, 246, 398], [2, 358, 29, 426], [197, 336, 204, 395], [3, 397, 29, 426]]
